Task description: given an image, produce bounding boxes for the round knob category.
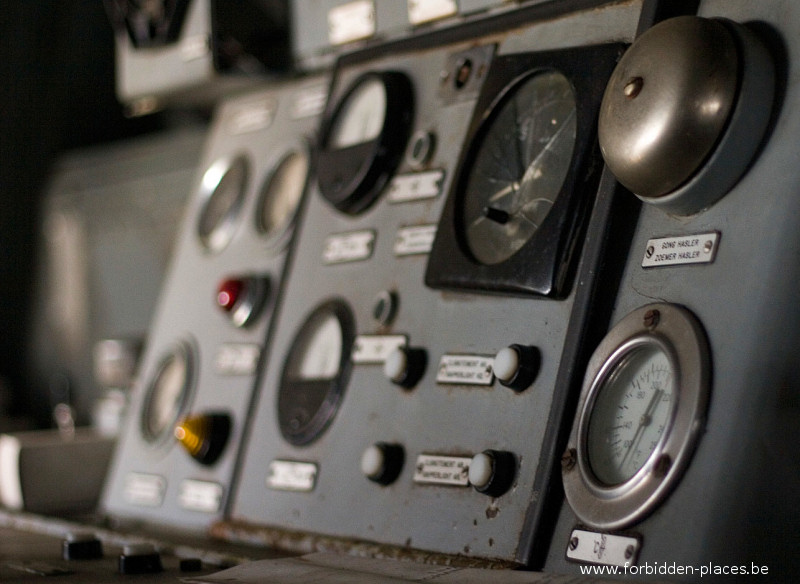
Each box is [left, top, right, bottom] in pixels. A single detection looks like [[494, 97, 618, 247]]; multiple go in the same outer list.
[[384, 347, 426, 388], [372, 290, 399, 326], [599, 16, 774, 214], [216, 275, 270, 327], [175, 413, 232, 466], [62, 531, 103, 560], [469, 450, 516, 497], [493, 345, 540, 391], [118, 543, 162, 575], [361, 442, 404, 485]]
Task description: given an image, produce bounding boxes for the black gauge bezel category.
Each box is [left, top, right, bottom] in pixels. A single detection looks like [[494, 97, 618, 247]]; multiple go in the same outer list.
[[425, 43, 625, 297], [277, 299, 356, 446], [141, 341, 196, 445], [316, 71, 414, 215]]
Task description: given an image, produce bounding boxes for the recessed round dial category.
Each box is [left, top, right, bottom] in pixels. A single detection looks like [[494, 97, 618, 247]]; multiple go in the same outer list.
[[256, 150, 309, 244], [317, 72, 413, 215], [197, 156, 249, 253], [587, 343, 675, 485], [460, 71, 577, 265], [563, 304, 710, 530], [278, 300, 355, 446], [141, 343, 194, 443]]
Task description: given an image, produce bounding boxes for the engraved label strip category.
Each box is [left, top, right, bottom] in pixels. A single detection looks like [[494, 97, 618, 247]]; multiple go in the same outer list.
[[642, 232, 719, 268], [328, 0, 375, 45], [227, 98, 277, 134], [178, 480, 224, 513], [215, 344, 261, 376], [352, 335, 407, 364], [267, 461, 318, 492], [394, 225, 437, 256], [436, 355, 495, 386], [566, 529, 641, 567], [388, 170, 445, 203], [291, 85, 328, 119], [413, 454, 472, 486], [408, 0, 457, 25], [124, 473, 166, 507], [323, 231, 375, 264]]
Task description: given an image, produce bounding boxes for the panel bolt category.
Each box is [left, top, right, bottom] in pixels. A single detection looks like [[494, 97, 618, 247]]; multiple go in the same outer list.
[[569, 537, 579, 551], [645, 245, 655, 258], [561, 448, 577, 472]]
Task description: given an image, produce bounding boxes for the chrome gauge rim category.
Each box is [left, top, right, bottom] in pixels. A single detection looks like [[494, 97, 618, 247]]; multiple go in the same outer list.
[[197, 155, 249, 253], [141, 341, 195, 445], [563, 303, 710, 530]]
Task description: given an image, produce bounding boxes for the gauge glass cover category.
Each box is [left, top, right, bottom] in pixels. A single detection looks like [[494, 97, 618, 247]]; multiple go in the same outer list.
[[142, 345, 193, 442], [329, 79, 387, 149], [462, 71, 576, 265], [197, 157, 248, 252], [587, 344, 675, 485], [257, 150, 309, 242]]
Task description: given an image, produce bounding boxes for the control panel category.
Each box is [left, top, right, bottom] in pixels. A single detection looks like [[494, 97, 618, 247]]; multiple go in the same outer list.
[[100, 76, 328, 531]]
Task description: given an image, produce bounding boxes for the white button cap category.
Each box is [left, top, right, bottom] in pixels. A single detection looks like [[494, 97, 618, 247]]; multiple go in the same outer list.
[[383, 348, 408, 382], [493, 347, 520, 382], [361, 444, 386, 479], [468, 452, 494, 489]]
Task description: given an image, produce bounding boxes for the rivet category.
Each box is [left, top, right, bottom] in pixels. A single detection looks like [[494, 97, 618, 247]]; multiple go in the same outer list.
[[624, 76, 644, 99]]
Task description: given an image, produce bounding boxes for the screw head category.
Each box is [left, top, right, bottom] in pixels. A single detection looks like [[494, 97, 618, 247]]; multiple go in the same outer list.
[[561, 448, 577, 472], [625, 544, 635, 559], [623, 76, 644, 98], [643, 309, 660, 329], [645, 245, 655, 258], [569, 537, 580, 551]]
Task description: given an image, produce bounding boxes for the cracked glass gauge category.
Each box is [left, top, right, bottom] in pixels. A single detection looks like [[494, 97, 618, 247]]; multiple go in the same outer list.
[[563, 304, 710, 530], [141, 343, 194, 443], [256, 150, 309, 246], [462, 71, 577, 265], [278, 301, 355, 446]]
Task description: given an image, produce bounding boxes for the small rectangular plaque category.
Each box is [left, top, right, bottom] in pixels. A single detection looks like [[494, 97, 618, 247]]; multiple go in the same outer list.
[[291, 84, 328, 119], [352, 335, 407, 364], [388, 171, 445, 203], [215, 344, 261, 376], [124, 473, 166, 507], [323, 230, 375, 264], [394, 225, 437, 256], [227, 98, 276, 135], [413, 454, 472, 486], [179, 480, 224, 513], [436, 355, 494, 386], [267, 461, 318, 492], [566, 529, 641, 567], [642, 232, 719, 268], [328, 1, 375, 45], [408, 0, 457, 24]]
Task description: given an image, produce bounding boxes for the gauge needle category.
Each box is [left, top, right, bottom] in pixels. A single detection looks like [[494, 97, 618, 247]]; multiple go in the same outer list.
[[618, 387, 663, 473]]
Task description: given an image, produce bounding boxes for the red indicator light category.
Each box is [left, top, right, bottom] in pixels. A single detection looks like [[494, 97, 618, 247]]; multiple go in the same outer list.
[[217, 279, 244, 312]]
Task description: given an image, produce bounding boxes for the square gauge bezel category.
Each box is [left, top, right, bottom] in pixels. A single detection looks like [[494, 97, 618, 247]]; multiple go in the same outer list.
[[425, 43, 625, 297]]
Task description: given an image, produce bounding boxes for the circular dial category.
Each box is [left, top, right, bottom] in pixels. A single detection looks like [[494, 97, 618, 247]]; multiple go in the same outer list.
[[142, 344, 194, 442], [197, 156, 249, 252], [587, 344, 675, 485], [317, 72, 413, 215], [278, 301, 355, 445], [461, 71, 577, 265], [256, 150, 309, 243]]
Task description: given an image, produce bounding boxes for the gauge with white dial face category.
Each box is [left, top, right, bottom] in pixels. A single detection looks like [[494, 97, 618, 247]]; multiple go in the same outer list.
[[461, 71, 577, 265], [587, 344, 675, 485], [328, 79, 387, 149], [142, 343, 194, 443], [256, 150, 309, 244], [197, 156, 249, 252]]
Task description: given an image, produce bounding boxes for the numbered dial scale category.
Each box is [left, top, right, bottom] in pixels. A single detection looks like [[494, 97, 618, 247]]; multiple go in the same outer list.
[[562, 304, 710, 530], [426, 44, 624, 296]]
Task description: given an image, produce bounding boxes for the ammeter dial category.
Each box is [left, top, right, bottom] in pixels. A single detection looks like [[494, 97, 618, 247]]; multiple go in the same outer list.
[[563, 304, 710, 530], [317, 72, 414, 215], [141, 342, 195, 444], [256, 149, 310, 246], [278, 300, 355, 446], [197, 156, 249, 253]]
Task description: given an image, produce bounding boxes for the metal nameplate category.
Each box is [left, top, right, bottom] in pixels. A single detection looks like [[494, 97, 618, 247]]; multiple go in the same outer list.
[[394, 225, 437, 256], [408, 0, 457, 24], [436, 354, 495, 386], [178, 479, 224, 513], [215, 343, 261, 376], [413, 454, 472, 486], [181, 34, 209, 61], [267, 461, 318, 492], [388, 171, 445, 203], [226, 98, 277, 135], [642, 232, 720, 268], [291, 84, 328, 119], [124, 473, 166, 507], [328, 0, 375, 45], [323, 231, 375, 264], [352, 335, 407, 364], [566, 528, 641, 567]]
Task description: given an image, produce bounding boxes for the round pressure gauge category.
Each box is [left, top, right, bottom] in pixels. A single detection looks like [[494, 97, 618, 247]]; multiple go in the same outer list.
[[277, 300, 355, 446], [197, 156, 249, 253], [459, 70, 577, 265], [317, 72, 414, 215], [141, 342, 195, 444], [563, 304, 710, 530], [255, 149, 309, 246]]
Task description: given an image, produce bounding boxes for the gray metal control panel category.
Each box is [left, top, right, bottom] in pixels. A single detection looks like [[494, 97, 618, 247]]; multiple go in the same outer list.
[[101, 76, 328, 531]]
